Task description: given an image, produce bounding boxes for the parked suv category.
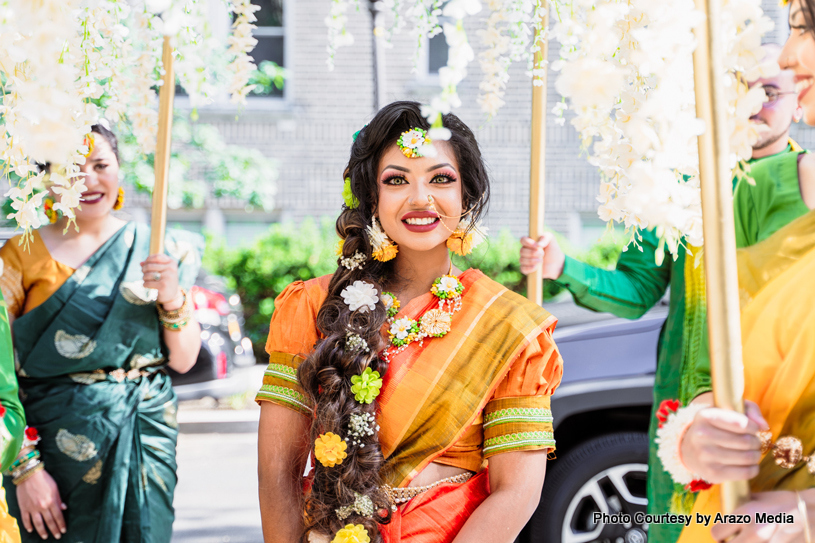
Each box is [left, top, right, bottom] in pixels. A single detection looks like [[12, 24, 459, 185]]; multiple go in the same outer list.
[[520, 299, 666, 543]]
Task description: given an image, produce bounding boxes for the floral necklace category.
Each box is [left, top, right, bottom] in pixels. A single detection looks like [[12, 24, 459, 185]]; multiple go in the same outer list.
[[380, 272, 464, 361]]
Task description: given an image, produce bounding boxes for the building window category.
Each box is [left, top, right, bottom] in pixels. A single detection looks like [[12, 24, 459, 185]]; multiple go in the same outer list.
[[427, 32, 449, 75], [249, 0, 286, 98]]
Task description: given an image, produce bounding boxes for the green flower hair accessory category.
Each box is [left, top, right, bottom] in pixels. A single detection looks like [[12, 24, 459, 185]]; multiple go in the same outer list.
[[343, 177, 360, 209], [397, 128, 431, 158], [350, 367, 383, 404]]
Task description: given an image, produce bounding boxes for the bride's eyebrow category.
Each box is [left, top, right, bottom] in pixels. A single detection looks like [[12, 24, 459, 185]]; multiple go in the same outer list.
[[790, 8, 804, 24], [382, 165, 410, 173]]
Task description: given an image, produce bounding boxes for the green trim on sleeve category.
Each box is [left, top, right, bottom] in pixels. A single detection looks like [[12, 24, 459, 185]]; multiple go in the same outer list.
[[483, 431, 556, 456]]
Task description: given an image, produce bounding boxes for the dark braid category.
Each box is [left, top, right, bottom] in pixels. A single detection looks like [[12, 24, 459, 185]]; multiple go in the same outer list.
[[296, 101, 490, 542]]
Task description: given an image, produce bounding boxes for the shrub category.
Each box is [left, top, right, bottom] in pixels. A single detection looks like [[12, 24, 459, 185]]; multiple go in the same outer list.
[[204, 219, 625, 359]]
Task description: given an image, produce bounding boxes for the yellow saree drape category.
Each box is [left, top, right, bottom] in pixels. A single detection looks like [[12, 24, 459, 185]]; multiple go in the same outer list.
[[678, 210, 815, 542]]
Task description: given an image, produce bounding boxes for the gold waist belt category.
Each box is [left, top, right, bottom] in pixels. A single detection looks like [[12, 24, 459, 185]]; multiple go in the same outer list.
[[382, 471, 474, 508]]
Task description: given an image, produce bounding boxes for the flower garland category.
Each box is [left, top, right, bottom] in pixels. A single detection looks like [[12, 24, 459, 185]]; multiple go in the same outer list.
[[549, 0, 773, 257], [0, 0, 260, 242], [383, 274, 464, 360], [227, 0, 261, 104]]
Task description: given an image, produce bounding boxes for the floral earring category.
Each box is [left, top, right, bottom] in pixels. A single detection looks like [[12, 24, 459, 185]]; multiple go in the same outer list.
[[446, 217, 487, 256], [113, 187, 125, 211], [43, 195, 58, 224], [366, 217, 398, 262]]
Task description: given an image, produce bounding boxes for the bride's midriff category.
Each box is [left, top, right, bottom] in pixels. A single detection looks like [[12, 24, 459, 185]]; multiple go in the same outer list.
[[408, 462, 473, 488]]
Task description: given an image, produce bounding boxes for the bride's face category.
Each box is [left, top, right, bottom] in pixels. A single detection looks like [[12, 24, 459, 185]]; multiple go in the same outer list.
[[781, 0, 815, 125], [375, 141, 463, 254]]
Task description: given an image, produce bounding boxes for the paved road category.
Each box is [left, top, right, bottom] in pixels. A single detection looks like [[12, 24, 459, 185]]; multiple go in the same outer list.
[[172, 432, 263, 543]]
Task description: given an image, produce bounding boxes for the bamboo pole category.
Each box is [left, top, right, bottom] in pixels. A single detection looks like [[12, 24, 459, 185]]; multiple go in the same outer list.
[[150, 35, 176, 256], [527, 4, 548, 305], [691, 0, 750, 513]]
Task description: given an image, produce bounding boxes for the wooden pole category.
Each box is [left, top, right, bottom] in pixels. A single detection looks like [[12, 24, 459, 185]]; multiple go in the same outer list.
[[150, 35, 176, 256], [527, 3, 548, 305], [691, 0, 750, 513]]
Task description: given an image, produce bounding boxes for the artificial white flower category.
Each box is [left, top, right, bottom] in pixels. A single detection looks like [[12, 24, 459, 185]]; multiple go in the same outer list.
[[436, 276, 460, 296], [381, 293, 395, 312], [341, 281, 379, 313], [390, 318, 413, 340], [401, 129, 428, 150], [655, 403, 708, 486]]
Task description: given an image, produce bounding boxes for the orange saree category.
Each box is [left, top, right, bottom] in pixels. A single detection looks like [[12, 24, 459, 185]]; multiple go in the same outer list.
[[256, 269, 563, 542]]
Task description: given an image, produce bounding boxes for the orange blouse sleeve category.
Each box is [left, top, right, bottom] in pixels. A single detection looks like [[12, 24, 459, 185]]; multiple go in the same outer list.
[[0, 239, 26, 319], [483, 323, 563, 458], [255, 278, 329, 415]]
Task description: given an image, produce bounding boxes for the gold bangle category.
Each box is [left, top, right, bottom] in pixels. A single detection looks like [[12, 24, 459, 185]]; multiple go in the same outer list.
[[12, 461, 44, 486], [797, 491, 812, 543], [157, 288, 193, 330]]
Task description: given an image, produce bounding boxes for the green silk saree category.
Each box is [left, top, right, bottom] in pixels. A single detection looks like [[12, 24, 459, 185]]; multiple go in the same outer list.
[[4, 222, 200, 543]]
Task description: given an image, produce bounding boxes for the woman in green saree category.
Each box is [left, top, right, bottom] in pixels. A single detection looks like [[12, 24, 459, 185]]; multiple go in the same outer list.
[[0, 124, 202, 542]]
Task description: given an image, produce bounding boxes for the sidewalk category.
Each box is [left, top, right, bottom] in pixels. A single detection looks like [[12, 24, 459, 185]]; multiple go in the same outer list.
[[172, 364, 266, 542]]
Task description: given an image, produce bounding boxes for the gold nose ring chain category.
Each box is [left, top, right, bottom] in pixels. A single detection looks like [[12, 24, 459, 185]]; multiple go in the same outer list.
[[426, 194, 485, 234]]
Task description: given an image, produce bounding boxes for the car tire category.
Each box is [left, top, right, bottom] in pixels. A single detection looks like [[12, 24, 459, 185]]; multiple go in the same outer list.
[[525, 432, 649, 543]]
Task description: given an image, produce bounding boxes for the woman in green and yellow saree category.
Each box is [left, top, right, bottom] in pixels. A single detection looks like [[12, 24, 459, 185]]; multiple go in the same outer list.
[[0, 124, 202, 542]]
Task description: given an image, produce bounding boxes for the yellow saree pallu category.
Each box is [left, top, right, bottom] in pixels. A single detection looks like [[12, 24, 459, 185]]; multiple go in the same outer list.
[[679, 210, 815, 543], [257, 269, 563, 542], [0, 488, 18, 543]]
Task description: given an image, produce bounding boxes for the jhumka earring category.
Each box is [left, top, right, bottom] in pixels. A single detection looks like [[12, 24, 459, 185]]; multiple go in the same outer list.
[[113, 187, 125, 211], [427, 195, 488, 256], [366, 217, 398, 262]]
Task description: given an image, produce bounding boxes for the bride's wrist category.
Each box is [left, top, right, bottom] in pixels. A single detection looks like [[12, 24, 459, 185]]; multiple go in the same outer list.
[[158, 289, 183, 309]]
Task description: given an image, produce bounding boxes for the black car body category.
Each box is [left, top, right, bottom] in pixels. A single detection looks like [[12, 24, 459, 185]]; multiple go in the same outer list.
[[520, 299, 666, 543]]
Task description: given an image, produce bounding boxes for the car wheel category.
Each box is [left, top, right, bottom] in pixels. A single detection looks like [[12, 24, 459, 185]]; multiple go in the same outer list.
[[526, 432, 649, 543]]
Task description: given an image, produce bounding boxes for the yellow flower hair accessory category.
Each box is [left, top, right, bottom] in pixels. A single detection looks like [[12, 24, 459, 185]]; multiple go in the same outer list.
[[315, 432, 348, 467], [780, 0, 789, 5], [343, 177, 360, 209], [336, 238, 345, 256], [331, 524, 370, 543], [350, 367, 383, 404], [366, 217, 398, 262]]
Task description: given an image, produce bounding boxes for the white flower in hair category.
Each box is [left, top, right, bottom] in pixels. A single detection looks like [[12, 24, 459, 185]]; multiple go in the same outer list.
[[341, 281, 379, 313]]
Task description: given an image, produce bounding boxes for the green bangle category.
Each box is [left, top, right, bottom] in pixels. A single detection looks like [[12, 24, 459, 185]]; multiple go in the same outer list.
[[7, 449, 39, 473]]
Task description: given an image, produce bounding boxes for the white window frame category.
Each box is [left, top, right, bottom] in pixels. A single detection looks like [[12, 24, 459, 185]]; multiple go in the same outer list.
[[174, 0, 293, 113]]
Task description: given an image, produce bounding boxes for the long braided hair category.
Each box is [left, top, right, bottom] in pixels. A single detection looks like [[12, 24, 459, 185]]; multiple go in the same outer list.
[[297, 101, 490, 542]]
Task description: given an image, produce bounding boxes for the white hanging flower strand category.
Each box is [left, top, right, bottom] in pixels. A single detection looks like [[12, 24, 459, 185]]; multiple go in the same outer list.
[[0, 0, 260, 243], [341, 281, 380, 313], [227, 0, 261, 104], [550, 0, 772, 256]]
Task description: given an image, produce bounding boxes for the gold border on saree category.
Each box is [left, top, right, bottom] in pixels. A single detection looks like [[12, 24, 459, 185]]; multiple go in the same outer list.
[[382, 471, 473, 508]]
